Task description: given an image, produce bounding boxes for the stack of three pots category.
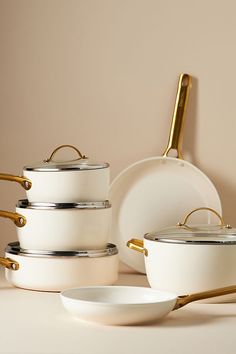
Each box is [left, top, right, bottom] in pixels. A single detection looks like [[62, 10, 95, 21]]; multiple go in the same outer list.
[[0, 145, 119, 291]]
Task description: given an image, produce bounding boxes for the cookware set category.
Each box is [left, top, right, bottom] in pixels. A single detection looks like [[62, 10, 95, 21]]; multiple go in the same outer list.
[[0, 145, 118, 291], [1, 74, 235, 325]]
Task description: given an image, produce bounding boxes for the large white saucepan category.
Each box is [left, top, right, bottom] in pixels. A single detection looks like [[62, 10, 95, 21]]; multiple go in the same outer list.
[[0, 200, 111, 251], [127, 208, 236, 302], [0, 242, 118, 292], [60, 284, 236, 325], [109, 74, 221, 273], [0, 145, 110, 203]]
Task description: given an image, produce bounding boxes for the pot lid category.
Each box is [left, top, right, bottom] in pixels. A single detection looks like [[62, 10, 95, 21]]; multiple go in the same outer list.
[[6, 242, 118, 258], [144, 207, 236, 245], [23, 145, 109, 172], [17, 199, 111, 210]]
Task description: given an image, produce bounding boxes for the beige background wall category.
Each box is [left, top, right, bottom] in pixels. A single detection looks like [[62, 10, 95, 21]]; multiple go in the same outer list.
[[0, 0, 236, 254]]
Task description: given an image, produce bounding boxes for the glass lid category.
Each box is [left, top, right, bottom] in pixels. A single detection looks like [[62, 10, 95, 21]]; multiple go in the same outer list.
[[144, 207, 236, 244], [23, 145, 109, 171]]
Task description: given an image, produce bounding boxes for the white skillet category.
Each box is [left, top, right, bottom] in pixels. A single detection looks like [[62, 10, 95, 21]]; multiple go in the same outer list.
[[109, 74, 221, 273], [60, 285, 236, 326]]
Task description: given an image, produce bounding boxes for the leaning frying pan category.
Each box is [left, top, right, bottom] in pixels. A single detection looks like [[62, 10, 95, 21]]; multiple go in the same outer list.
[[109, 74, 222, 273]]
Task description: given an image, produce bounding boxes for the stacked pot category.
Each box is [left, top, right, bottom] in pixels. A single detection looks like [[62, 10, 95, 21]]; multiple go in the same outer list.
[[0, 145, 119, 291]]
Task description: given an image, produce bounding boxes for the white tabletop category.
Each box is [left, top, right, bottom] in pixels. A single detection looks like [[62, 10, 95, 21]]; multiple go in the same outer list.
[[0, 268, 236, 354]]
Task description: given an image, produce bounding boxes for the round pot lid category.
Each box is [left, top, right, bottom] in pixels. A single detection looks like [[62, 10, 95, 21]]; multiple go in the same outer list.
[[23, 145, 109, 172], [144, 207, 236, 244], [16, 199, 111, 210], [6, 242, 118, 258]]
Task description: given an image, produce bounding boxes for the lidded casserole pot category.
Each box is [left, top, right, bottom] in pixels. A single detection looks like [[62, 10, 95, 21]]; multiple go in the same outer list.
[[0, 145, 110, 203], [127, 207, 236, 301]]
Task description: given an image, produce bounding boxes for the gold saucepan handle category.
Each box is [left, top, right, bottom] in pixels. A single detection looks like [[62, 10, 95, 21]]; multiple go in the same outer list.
[[0, 257, 19, 270], [127, 239, 148, 256], [174, 284, 236, 310], [162, 73, 192, 159], [0, 210, 26, 227], [44, 144, 87, 163], [0, 173, 32, 190]]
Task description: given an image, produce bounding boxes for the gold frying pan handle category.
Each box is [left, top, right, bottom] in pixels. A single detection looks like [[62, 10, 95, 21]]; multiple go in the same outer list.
[[0, 257, 19, 270], [0, 210, 26, 227], [174, 284, 236, 310], [162, 73, 192, 159], [127, 239, 148, 256], [0, 173, 32, 190]]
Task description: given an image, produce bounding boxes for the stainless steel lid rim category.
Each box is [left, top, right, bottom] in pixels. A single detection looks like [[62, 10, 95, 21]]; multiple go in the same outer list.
[[144, 235, 236, 245], [16, 199, 112, 210], [6, 242, 118, 258], [23, 162, 110, 172]]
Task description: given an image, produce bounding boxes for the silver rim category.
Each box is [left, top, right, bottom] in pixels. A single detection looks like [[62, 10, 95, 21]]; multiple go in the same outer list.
[[16, 199, 111, 210]]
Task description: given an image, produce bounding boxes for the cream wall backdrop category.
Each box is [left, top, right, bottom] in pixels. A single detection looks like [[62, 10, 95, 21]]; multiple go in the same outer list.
[[0, 0, 236, 255]]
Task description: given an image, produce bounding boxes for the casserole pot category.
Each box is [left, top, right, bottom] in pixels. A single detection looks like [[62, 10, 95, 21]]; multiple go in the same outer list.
[[0, 242, 118, 292], [0, 200, 112, 251], [0, 145, 110, 203], [127, 207, 236, 302]]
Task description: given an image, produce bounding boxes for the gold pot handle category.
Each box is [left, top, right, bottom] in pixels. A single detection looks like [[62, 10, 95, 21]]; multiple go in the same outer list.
[[0, 210, 26, 227], [174, 284, 236, 310], [0, 257, 19, 270], [127, 239, 148, 256], [162, 73, 192, 159], [44, 145, 87, 163], [178, 207, 231, 229], [0, 173, 32, 190]]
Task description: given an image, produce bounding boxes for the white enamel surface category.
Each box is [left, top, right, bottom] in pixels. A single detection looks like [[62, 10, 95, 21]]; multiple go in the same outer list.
[[60, 286, 177, 325], [144, 239, 236, 302], [5, 252, 119, 292], [16, 206, 111, 251], [109, 157, 222, 273], [24, 168, 110, 203]]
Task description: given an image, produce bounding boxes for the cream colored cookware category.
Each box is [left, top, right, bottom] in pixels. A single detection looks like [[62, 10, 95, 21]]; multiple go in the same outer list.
[[109, 74, 221, 273], [0, 145, 110, 203], [0, 242, 118, 292], [0, 200, 111, 251], [127, 208, 236, 302], [60, 284, 236, 325]]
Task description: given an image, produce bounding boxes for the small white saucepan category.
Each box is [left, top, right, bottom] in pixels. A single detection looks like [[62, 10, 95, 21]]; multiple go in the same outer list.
[[0, 242, 119, 292], [60, 284, 236, 325], [127, 208, 236, 302], [0, 200, 111, 251], [0, 145, 110, 203]]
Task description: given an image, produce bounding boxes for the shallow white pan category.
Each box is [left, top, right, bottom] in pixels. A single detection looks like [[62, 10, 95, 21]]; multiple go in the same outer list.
[[109, 74, 221, 273], [60, 285, 236, 326]]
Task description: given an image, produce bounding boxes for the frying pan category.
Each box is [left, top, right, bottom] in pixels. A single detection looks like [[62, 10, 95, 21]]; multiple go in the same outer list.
[[60, 284, 236, 326], [109, 74, 221, 273]]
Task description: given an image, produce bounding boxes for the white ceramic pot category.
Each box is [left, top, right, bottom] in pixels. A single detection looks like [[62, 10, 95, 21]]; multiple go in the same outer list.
[[0, 145, 110, 203], [0, 242, 119, 292], [0, 200, 112, 251], [127, 208, 236, 302]]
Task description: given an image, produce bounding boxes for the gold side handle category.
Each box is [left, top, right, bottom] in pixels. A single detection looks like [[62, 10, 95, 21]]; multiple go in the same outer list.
[[178, 207, 231, 230], [0, 173, 32, 190], [174, 284, 236, 310], [0, 210, 26, 227], [162, 73, 192, 159], [44, 145, 88, 163], [0, 257, 19, 270], [127, 239, 148, 256]]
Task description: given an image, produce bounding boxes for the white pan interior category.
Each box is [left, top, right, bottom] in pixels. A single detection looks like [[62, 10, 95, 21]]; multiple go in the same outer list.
[[60, 286, 177, 325], [109, 157, 222, 273]]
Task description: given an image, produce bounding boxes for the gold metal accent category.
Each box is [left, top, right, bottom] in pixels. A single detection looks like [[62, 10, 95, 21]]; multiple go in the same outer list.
[[0, 173, 32, 190], [0, 257, 19, 270], [162, 73, 192, 159], [127, 239, 148, 256], [44, 145, 87, 163], [174, 284, 236, 310], [0, 210, 26, 227], [178, 207, 228, 230]]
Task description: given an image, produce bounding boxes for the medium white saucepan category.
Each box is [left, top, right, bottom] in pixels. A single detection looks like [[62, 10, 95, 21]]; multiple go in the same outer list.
[[60, 284, 236, 325], [0, 145, 110, 203], [127, 208, 236, 302], [109, 74, 221, 273], [0, 200, 111, 251], [0, 242, 119, 292]]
